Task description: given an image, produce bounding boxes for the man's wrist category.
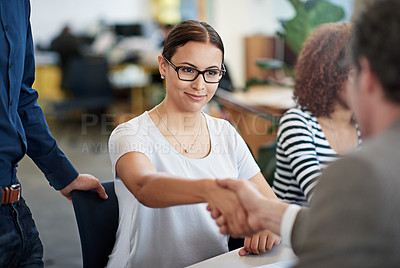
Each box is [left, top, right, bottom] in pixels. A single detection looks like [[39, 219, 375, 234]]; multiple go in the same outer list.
[[254, 199, 289, 234], [280, 204, 302, 247], [271, 200, 289, 233]]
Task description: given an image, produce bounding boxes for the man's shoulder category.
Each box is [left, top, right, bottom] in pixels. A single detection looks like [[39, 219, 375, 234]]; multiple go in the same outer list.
[[355, 120, 400, 166], [318, 123, 400, 196]]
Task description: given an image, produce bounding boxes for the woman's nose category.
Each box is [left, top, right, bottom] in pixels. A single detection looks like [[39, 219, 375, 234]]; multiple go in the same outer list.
[[191, 74, 206, 91]]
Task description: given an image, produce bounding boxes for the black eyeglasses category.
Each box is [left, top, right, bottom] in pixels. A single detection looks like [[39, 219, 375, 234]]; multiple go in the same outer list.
[[163, 55, 226, 83]]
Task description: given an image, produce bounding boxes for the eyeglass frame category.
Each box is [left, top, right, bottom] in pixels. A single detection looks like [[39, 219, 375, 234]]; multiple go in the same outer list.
[[162, 55, 226, 83]]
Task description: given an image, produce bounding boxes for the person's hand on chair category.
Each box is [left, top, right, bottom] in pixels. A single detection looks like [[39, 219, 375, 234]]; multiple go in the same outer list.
[[60, 174, 108, 203]]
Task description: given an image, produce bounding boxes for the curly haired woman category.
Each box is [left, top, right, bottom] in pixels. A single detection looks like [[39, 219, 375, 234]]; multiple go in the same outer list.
[[272, 22, 362, 206]]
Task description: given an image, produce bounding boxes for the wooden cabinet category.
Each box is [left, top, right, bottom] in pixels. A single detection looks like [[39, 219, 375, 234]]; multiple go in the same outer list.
[[214, 86, 295, 159], [244, 35, 276, 81], [33, 65, 65, 105]]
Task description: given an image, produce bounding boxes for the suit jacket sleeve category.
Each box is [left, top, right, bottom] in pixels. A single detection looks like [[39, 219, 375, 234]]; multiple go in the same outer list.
[[291, 207, 309, 255], [290, 154, 396, 268]]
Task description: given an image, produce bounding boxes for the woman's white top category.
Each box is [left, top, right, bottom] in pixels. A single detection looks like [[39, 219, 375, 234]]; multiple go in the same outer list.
[[107, 111, 260, 268]]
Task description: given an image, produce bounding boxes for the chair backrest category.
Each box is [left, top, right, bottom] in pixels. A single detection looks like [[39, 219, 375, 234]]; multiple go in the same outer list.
[[65, 57, 112, 98], [257, 140, 277, 187], [54, 57, 113, 114], [71, 181, 119, 268]]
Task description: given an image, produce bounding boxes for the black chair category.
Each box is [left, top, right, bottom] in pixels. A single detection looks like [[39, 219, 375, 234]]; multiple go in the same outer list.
[[54, 57, 113, 115], [257, 140, 278, 186], [71, 181, 119, 268]]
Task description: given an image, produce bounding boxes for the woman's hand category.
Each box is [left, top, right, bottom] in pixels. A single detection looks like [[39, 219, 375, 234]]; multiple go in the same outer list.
[[238, 230, 281, 256], [205, 180, 254, 237]]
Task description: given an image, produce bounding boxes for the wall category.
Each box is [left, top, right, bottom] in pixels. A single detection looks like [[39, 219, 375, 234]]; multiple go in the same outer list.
[[210, 0, 294, 89], [31, 0, 353, 88], [210, 0, 354, 88], [31, 0, 151, 47]]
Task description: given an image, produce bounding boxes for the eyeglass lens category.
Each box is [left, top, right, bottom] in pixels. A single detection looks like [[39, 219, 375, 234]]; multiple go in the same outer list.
[[178, 67, 223, 83]]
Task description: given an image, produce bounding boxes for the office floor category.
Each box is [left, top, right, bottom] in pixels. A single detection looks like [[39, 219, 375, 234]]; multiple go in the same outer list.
[[18, 116, 113, 267]]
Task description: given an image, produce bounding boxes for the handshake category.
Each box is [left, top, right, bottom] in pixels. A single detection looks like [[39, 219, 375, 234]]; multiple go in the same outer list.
[[206, 179, 289, 255]]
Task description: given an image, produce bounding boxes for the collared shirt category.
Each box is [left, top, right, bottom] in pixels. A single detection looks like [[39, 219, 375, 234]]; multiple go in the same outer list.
[[281, 204, 302, 247], [0, 0, 78, 195]]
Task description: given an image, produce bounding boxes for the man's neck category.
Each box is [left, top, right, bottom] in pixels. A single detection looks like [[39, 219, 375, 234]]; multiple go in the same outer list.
[[370, 100, 400, 137]]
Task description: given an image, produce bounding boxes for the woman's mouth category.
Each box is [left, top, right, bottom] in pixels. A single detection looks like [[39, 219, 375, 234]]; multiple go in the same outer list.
[[185, 92, 206, 101]]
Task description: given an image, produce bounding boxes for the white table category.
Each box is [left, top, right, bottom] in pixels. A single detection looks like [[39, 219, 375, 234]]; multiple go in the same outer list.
[[187, 244, 297, 268]]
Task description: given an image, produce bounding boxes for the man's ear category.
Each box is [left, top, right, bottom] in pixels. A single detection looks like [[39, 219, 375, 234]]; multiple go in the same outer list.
[[358, 57, 381, 97], [158, 55, 167, 77]]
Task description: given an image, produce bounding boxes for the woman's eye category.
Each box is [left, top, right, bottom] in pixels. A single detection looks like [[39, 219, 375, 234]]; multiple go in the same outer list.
[[206, 70, 219, 76], [181, 67, 194, 73]]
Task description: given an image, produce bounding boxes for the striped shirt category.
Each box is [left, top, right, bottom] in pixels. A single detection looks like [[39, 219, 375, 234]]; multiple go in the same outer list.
[[272, 108, 361, 206]]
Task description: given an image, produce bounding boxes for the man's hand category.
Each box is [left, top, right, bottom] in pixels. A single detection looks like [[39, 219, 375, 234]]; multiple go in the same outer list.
[[214, 179, 288, 236], [204, 180, 254, 237], [60, 174, 108, 203], [216, 179, 267, 232]]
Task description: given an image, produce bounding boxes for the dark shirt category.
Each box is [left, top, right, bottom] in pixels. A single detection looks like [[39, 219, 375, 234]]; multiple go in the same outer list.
[[51, 30, 80, 70], [0, 1, 78, 194]]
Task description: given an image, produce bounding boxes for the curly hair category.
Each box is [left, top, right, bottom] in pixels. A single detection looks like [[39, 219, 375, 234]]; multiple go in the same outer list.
[[351, 0, 400, 104], [294, 22, 353, 117]]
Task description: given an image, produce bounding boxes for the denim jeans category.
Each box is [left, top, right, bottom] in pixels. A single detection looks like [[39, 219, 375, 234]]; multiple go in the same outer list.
[[0, 197, 44, 268]]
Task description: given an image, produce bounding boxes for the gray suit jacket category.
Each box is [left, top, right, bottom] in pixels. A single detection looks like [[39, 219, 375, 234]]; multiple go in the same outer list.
[[291, 119, 400, 267]]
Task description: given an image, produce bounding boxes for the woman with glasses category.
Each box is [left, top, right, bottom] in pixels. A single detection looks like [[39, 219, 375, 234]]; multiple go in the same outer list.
[[107, 20, 280, 268]]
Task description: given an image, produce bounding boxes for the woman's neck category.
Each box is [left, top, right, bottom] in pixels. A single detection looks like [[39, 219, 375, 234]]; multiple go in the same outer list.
[[328, 107, 354, 126], [153, 102, 202, 133], [317, 103, 358, 154]]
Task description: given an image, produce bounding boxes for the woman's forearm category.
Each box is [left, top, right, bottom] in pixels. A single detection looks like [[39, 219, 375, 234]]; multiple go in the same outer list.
[[129, 173, 216, 208]]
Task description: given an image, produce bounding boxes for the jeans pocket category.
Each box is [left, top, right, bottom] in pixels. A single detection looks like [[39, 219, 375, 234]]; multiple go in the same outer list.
[[0, 208, 21, 267], [16, 201, 44, 267], [20, 199, 33, 218]]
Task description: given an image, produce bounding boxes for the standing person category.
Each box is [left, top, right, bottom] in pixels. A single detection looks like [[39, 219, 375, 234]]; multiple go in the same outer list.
[[211, 0, 400, 266], [107, 20, 280, 268], [273, 22, 361, 205], [0, 1, 107, 267], [51, 25, 81, 91]]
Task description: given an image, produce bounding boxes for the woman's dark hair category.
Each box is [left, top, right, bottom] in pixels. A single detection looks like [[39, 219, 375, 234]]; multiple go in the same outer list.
[[162, 20, 224, 63], [294, 22, 353, 117]]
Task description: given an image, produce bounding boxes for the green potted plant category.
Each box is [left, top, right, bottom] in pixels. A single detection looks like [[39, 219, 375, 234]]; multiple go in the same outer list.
[[247, 0, 345, 88]]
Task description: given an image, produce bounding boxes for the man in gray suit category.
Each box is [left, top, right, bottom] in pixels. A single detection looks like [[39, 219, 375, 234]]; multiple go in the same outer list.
[[210, 0, 400, 266]]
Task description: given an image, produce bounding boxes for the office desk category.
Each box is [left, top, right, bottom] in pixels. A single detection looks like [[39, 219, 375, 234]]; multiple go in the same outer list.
[[217, 86, 295, 119], [108, 63, 150, 116], [187, 244, 297, 268], [214, 86, 295, 159]]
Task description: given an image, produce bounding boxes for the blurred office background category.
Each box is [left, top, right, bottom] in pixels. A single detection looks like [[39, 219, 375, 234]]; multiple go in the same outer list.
[[19, 0, 363, 267]]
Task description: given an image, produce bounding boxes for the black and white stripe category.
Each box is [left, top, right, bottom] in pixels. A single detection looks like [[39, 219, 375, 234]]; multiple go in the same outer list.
[[272, 108, 361, 206]]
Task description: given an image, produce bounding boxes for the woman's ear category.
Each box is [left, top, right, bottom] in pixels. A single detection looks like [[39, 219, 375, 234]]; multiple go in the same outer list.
[[158, 55, 166, 78], [347, 67, 357, 86]]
